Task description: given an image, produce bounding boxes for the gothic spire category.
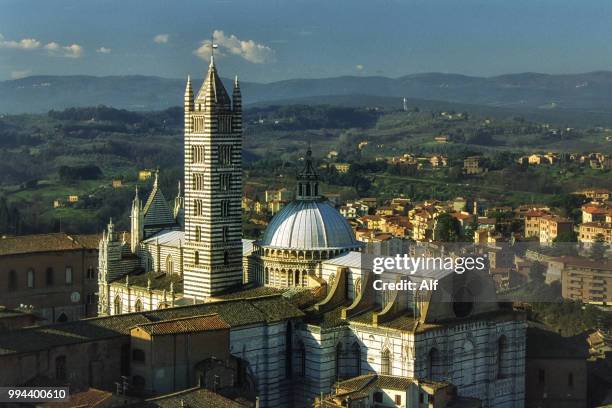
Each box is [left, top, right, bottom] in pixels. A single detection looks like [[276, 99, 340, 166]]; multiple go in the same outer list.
[[195, 55, 231, 109]]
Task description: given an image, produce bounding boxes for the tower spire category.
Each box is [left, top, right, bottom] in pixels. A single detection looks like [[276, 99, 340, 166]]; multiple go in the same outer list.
[[296, 147, 320, 200]]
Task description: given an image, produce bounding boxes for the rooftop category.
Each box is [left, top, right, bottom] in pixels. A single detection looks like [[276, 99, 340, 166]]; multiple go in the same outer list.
[[0, 232, 100, 257], [135, 314, 230, 335], [134, 386, 252, 408], [0, 295, 303, 356]]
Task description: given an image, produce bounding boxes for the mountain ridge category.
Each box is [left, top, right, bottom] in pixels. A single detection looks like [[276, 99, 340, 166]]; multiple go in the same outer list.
[[2, 71, 612, 114]]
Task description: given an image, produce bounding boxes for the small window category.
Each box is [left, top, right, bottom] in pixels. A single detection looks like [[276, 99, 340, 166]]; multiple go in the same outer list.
[[223, 250, 229, 265], [8, 270, 17, 291], [395, 395, 401, 405], [86, 293, 95, 305], [27, 269, 35, 288], [222, 226, 229, 242], [65, 267, 73, 285], [46, 267, 54, 286], [194, 251, 200, 265], [86, 265, 95, 279], [538, 369, 545, 385], [195, 225, 202, 241]]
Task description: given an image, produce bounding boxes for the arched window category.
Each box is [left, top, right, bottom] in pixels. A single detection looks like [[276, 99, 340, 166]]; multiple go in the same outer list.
[[195, 225, 201, 241], [114, 296, 122, 315], [461, 340, 475, 385], [222, 226, 229, 242], [134, 299, 143, 312], [429, 348, 443, 380], [352, 342, 361, 376], [381, 348, 391, 375], [297, 341, 306, 377], [335, 343, 343, 380], [57, 313, 68, 323], [194, 251, 200, 265], [223, 250, 229, 265], [166, 255, 174, 274], [55, 356, 67, 381], [498, 336, 509, 379]]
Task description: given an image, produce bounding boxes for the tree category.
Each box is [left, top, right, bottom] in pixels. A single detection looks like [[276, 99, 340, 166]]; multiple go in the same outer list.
[[0, 196, 9, 234], [465, 216, 479, 242], [590, 234, 607, 261], [529, 261, 546, 284], [434, 213, 463, 242]]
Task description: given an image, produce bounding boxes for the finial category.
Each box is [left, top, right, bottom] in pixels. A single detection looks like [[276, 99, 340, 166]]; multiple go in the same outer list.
[[154, 169, 159, 188], [147, 277, 151, 290], [234, 75, 239, 87], [177, 180, 181, 196], [209, 33, 218, 68]]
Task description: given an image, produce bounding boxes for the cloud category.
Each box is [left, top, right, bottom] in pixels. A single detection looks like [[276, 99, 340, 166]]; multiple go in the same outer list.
[[10, 69, 31, 79], [45, 42, 83, 58], [194, 30, 275, 64], [96, 47, 111, 54], [153, 34, 169, 44], [356, 64, 364, 71], [0, 34, 82, 58], [0, 34, 41, 50]]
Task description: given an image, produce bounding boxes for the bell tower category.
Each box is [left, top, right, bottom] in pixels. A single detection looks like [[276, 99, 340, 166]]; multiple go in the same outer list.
[[183, 56, 243, 300]]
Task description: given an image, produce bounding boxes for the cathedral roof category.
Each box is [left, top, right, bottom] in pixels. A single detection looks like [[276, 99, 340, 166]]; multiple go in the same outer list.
[[143, 229, 184, 246], [142, 175, 176, 229], [259, 200, 361, 251]]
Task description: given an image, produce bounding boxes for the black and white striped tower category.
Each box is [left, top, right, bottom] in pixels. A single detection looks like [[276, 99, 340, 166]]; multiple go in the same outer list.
[[183, 54, 243, 300]]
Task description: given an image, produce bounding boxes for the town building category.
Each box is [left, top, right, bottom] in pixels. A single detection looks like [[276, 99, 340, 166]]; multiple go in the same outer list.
[[0, 232, 100, 323], [560, 257, 612, 304], [463, 156, 486, 175], [578, 222, 612, 244], [320, 374, 481, 408], [525, 326, 588, 408]]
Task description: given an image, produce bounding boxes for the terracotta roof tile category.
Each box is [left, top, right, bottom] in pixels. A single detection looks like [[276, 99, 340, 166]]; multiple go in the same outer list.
[[0, 233, 101, 256], [135, 314, 230, 335]]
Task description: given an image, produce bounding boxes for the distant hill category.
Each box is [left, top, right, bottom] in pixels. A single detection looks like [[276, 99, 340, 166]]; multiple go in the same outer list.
[[2, 71, 612, 115]]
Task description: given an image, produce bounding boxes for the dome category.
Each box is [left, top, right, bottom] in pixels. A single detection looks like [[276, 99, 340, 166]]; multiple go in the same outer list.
[[259, 200, 360, 250]]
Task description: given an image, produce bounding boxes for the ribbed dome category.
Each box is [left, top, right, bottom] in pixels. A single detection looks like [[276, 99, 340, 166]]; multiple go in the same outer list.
[[259, 200, 360, 250]]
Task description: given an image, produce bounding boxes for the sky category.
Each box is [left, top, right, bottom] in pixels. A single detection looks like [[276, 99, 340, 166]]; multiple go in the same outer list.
[[1, 0, 611, 82]]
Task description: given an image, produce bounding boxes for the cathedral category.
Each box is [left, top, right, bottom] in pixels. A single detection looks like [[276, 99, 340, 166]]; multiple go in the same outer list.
[[97, 56, 526, 407]]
